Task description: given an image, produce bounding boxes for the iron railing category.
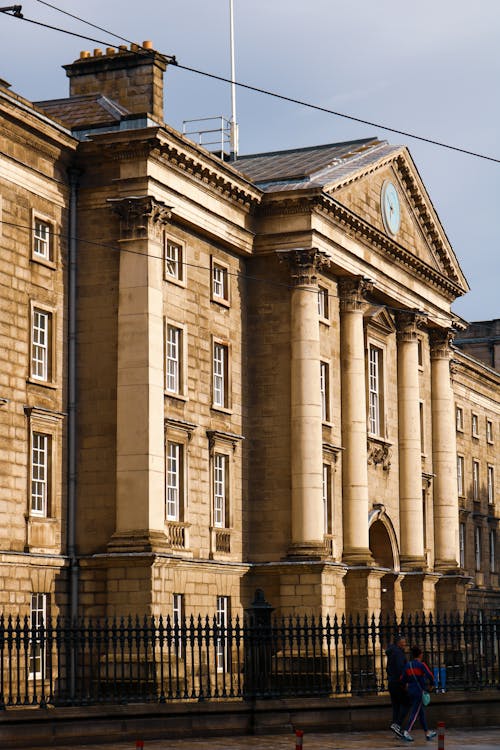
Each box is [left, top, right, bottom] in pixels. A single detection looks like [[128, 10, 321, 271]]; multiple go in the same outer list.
[[0, 610, 499, 708]]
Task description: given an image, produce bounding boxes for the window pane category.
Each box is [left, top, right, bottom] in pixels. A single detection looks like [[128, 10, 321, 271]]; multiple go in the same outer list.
[[369, 346, 380, 435], [166, 326, 181, 393], [165, 239, 182, 280], [34, 220, 50, 259], [214, 454, 226, 528], [213, 344, 226, 407], [32, 309, 50, 381], [31, 433, 48, 515], [167, 443, 181, 520]]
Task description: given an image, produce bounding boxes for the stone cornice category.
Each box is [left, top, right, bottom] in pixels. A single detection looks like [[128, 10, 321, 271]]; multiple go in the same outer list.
[[260, 192, 464, 300], [84, 131, 261, 210]]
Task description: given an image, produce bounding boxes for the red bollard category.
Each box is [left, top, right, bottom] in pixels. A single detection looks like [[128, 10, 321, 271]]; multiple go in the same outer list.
[[136, 741, 144, 750], [295, 728, 304, 750], [437, 721, 445, 750]]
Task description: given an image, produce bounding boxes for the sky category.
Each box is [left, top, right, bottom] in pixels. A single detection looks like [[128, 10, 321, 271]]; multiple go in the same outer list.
[[1, 0, 499, 322]]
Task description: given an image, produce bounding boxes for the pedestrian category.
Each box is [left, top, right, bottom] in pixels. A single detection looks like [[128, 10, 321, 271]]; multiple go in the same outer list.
[[385, 634, 410, 737], [400, 645, 436, 742]]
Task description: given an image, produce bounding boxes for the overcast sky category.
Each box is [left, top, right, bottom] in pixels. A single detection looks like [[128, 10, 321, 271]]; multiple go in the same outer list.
[[1, 1, 498, 322]]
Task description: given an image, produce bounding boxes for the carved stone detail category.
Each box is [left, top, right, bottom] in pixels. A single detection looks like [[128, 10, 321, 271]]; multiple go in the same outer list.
[[278, 247, 330, 287], [429, 328, 456, 360], [110, 195, 172, 241], [338, 276, 374, 312], [367, 438, 392, 471], [396, 310, 428, 343]]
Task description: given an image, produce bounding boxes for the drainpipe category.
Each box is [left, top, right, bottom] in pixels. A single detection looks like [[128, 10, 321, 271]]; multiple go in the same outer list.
[[68, 168, 79, 623]]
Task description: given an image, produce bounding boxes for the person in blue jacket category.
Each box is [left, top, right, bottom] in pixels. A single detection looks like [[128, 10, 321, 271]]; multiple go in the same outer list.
[[400, 645, 436, 742]]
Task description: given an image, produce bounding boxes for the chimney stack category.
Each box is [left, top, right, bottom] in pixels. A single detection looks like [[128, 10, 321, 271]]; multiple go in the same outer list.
[[63, 42, 168, 123]]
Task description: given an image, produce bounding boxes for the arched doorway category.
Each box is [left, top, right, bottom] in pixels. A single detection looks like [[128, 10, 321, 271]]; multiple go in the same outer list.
[[369, 510, 400, 620]]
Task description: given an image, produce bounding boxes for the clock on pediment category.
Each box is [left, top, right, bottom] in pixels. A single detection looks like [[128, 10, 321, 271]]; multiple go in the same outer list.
[[381, 180, 401, 236]]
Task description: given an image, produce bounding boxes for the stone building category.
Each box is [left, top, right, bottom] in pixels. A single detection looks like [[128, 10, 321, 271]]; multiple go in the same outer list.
[[0, 44, 498, 632]]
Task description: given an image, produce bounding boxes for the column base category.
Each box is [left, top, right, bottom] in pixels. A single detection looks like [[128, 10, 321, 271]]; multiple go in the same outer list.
[[287, 540, 328, 560], [434, 559, 460, 574], [342, 547, 374, 566], [400, 555, 428, 572], [107, 529, 170, 554]]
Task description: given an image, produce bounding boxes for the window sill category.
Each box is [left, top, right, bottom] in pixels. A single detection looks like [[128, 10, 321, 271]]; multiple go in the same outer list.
[[26, 378, 58, 390], [31, 256, 57, 271], [211, 405, 233, 416], [165, 391, 188, 403], [319, 317, 331, 327], [211, 296, 231, 309], [164, 275, 186, 289]]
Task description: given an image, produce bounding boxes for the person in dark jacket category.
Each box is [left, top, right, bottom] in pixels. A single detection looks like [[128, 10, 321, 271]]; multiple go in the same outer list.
[[386, 635, 409, 737], [400, 645, 436, 742]]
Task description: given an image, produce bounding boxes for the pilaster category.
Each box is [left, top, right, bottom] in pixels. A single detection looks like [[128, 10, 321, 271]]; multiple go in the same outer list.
[[108, 195, 171, 553], [280, 248, 330, 558]]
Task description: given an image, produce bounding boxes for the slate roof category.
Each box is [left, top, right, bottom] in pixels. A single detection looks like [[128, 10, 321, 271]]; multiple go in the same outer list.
[[35, 94, 130, 129], [231, 138, 401, 192]]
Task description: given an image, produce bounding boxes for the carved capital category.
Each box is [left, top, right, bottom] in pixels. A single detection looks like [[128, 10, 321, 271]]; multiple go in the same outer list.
[[429, 328, 455, 360], [278, 247, 330, 287], [110, 195, 172, 242], [338, 276, 373, 312], [396, 310, 427, 343]]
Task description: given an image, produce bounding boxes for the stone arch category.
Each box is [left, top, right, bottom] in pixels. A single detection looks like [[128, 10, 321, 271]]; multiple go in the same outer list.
[[368, 505, 400, 572], [369, 505, 401, 619]]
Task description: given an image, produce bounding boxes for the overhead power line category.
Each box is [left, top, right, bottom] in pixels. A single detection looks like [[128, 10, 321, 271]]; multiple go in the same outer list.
[[1, 3, 499, 164]]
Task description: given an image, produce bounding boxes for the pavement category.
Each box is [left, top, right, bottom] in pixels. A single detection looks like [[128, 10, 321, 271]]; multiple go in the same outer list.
[[19, 727, 500, 750]]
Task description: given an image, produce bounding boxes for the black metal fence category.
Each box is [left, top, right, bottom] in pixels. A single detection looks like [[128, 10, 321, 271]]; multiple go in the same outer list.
[[1, 610, 499, 708]]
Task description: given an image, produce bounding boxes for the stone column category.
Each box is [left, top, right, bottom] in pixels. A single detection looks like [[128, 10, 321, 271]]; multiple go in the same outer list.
[[396, 312, 426, 568], [339, 277, 373, 564], [282, 248, 329, 557], [109, 196, 171, 552], [430, 330, 459, 572]]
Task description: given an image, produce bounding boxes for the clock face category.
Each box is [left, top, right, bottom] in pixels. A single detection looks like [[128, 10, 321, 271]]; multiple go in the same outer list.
[[381, 180, 401, 236]]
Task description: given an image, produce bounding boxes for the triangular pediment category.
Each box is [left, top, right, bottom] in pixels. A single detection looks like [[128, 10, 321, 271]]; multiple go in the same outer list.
[[323, 148, 469, 294], [363, 305, 396, 335]]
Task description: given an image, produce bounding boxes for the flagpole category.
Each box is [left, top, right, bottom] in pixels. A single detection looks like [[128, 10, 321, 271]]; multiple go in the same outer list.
[[229, 0, 239, 159]]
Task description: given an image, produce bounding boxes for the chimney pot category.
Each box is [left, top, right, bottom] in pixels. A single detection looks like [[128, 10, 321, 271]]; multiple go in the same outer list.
[[106, 47, 116, 56], [80, 50, 90, 59], [143, 40, 153, 49], [94, 49, 103, 57], [130, 43, 139, 52], [118, 45, 127, 52]]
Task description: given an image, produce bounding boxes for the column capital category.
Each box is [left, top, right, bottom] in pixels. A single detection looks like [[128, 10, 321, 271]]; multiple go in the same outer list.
[[429, 328, 456, 359], [338, 275, 373, 312], [278, 247, 330, 287], [109, 195, 172, 241], [396, 310, 427, 343]]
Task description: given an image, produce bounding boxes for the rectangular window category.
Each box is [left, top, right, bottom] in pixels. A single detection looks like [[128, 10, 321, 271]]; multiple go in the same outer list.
[[487, 419, 493, 444], [31, 432, 50, 516], [490, 530, 496, 574], [475, 526, 482, 571], [457, 455, 464, 496], [166, 442, 182, 521], [473, 460, 480, 501], [419, 401, 425, 454], [459, 522, 465, 568], [213, 342, 228, 409], [488, 465, 494, 505], [29, 593, 47, 678], [165, 237, 184, 281], [212, 260, 229, 303], [216, 596, 229, 672], [322, 463, 332, 535], [33, 219, 51, 261], [456, 406, 464, 432], [417, 338, 423, 369], [368, 345, 382, 436], [166, 325, 182, 394], [172, 593, 183, 655], [320, 361, 330, 422], [31, 308, 51, 382], [317, 286, 329, 320], [472, 413, 479, 437], [214, 453, 228, 528]]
